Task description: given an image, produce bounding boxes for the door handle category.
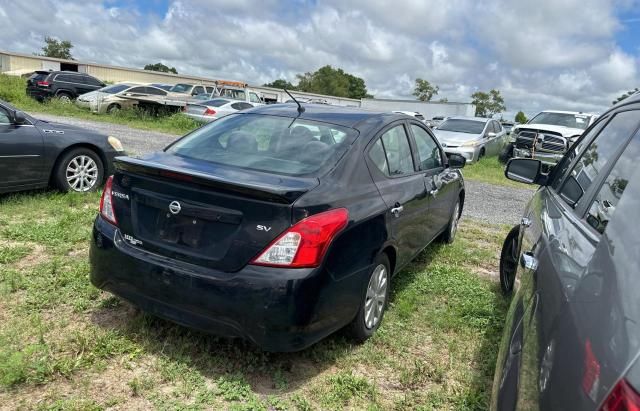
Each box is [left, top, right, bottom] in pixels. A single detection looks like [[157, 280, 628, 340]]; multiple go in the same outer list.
[[520, 252, 538, 270], [390, 205, 404, 217]]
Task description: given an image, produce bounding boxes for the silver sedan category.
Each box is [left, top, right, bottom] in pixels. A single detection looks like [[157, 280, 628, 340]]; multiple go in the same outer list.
[[433, 116, 507, 163], [183, 99, 255, 123]]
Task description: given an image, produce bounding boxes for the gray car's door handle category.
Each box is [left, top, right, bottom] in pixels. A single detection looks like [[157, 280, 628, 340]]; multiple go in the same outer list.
[[520, 252, 538, 270], [390, 205, 404, 217]]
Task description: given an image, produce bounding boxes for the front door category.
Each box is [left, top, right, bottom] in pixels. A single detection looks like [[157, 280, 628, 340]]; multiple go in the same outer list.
[[0, 107, 44, 189], [367, 122, 429, 267]]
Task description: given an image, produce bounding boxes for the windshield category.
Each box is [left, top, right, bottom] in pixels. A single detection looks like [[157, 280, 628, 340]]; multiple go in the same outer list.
[[169, 83, 193, 93], [101, 84, 131, 94], [437, 119, 486, 134], [166, 114, 358, 176], [529, 112, 590, 130]]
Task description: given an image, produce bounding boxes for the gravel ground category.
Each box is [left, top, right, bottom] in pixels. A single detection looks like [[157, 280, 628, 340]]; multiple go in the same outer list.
[[30, 112, 180, 155], [463, 180, 534, 226], [29, 112, 534, 225]]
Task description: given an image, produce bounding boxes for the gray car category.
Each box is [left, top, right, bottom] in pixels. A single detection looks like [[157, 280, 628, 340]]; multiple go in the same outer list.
[[433, 116, 507, 163], [492, 93, 640, 410]]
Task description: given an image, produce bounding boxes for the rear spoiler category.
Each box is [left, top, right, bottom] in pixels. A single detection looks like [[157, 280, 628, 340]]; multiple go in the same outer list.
[[114, 156, 318, 204]]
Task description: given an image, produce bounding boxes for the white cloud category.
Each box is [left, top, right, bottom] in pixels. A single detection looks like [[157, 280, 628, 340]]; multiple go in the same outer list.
[[1, 0, 638, 118]]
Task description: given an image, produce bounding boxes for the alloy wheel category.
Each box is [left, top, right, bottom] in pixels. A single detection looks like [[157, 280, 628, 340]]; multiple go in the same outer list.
[[450, 202, 460, 240], [364, 264, 388, 329], [66, 155, 99, 192]]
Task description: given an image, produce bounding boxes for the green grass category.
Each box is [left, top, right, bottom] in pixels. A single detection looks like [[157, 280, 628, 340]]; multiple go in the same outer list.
[[0, 190, 510, 410], [0, 74, 201, 135], [462, 155, 535, 189]]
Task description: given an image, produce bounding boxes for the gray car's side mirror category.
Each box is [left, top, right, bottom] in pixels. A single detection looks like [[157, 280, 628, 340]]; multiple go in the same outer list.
[[448, 153, 466, 169], [486, 132, 497, 138], [13, 111, 26, 125], [505, 158, 543, 184]]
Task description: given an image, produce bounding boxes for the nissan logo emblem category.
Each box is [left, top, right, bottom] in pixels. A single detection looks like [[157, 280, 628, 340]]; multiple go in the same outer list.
[[169, 201, 181, 215]]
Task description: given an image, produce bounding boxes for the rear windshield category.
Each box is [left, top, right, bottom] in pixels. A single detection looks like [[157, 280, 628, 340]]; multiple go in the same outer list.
[[169, 84, 193, 93], [438, 119, 486, 134], [166, 114, 358, 176], [29, 72, 49, 82], [101, 84, 131, 94], [203, 99, 230, 107]]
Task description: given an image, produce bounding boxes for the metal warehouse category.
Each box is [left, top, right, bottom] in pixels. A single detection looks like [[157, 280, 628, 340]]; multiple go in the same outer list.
[[0, 49, 474, 112]]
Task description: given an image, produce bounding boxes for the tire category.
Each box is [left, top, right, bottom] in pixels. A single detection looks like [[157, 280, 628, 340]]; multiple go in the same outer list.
[[56, 92, 72, 103], [106, 104, 121, 114], [441, 199, 461, 244], [499, 143, 514, 164], [500, 225, 520, 295], [53, 148, 104, 193], [345, 253, 390, 343], [479, 148, 486, 159]]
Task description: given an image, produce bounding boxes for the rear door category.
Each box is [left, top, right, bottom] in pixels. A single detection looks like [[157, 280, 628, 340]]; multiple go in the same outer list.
[[366, 122, 429, 267], [0, 106, 44, 188]]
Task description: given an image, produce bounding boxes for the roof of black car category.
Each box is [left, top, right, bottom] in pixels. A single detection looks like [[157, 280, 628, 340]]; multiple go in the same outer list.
[[248, 103, 401, 128]]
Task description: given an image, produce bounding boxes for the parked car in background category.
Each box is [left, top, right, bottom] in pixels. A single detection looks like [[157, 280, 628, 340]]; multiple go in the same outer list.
[[26, 70, 105, 102], [92, 84, 169, 114], [90, 104, 467, 352], [76, 82, 139, 110], [433, 116, 507, 163], [428, 116, 446, 128], [500, 121, 515, 136], [150, 83, 173, 91], [183, 98, 255, 123], [392, 111, 428, 124], [218, 86, 264, 104], [492, 93, 640, 411], [167, 83, 214, 97], [510, 110, 599, 167], [0, 99, 124, 193]]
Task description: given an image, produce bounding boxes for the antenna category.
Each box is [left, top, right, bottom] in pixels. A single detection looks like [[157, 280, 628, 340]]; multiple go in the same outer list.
[[284, 89, 305, 114]]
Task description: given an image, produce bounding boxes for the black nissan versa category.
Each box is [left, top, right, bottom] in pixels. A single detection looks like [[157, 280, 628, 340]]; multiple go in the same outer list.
[[493, 93, 640, 410], [90, 104, 467, 352]]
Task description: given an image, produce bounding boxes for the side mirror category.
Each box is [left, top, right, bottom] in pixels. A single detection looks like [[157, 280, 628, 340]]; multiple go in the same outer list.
[[559, 175, 583, 207], [486, 132, 497, 138], [13, 111, 26, 125], [447, 153, 466, 169], [505, 158, 543, 184]]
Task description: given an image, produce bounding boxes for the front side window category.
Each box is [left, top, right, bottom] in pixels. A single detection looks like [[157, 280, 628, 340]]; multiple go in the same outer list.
[[249, 93, 261, 103], [559, 111, 640, 206], [193, 86, 205, 95], [167, 114, 357, 176], [144, 87, 167, 96], [380, 125, 415, 176], [585, 131, 640, 234], [0, 107, 10, 124], [126, 87, 147, 94], [411, 124, 442, 170]]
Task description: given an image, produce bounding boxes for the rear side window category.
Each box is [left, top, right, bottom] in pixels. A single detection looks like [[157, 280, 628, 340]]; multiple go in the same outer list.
[[369, 139, 389, 176], [0, 106, 10, 124], [559, 111, 640, 206], [380, 125, 415, 175], [167, 114, 357, 176], [127, 87, 147, 94], [586, 132, 640, 234], [30, 72, 49, 82], [144, 87, 167, 96]]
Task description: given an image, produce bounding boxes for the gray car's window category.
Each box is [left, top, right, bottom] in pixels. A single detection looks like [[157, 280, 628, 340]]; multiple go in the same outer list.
[[411, 124, 442, 170], [126, 87, 147, 94], [167, 114, 357, 176], [586, 132, 640, 234], [144, 87, 167, 96], [369, 139, 389, 176], [560, 111, 640, 206], [0, 107, 10, 124], [204, 99, 230, 107], [380, 125, 415, 175]]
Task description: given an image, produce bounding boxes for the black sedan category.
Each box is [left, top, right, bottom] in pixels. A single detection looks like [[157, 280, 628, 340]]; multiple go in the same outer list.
[[0, 100, 124, 194], [90, 104, 466, 352]]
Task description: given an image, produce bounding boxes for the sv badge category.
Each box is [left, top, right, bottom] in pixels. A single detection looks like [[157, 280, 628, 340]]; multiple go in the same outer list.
[[256, 225, 272, 232]]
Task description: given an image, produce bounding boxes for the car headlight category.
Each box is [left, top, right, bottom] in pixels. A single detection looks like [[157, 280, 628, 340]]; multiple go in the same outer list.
[[460, 140, 480, 147], [108, 136, 124, 152]]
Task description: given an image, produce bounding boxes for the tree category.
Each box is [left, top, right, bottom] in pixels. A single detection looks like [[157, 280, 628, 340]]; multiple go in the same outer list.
[[612, 88, 639, 105], [515, 111, 528, 124], [471, 89, 506, 117], [38, 36, 74, 60], [413, 78, 439, 101], [144, 62, 178, 74], [263, 79, 296, 90], [438, 97, 448, 103], [294, 65, 371, 99]]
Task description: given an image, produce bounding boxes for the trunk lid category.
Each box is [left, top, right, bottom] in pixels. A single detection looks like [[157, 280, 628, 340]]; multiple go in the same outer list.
[[111, 152, 319, 272]]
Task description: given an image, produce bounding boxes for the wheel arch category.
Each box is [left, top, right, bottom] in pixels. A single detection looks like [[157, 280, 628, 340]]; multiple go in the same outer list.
[[49, 143, 108, 185]]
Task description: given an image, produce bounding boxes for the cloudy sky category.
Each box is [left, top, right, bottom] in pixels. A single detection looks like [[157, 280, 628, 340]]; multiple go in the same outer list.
[[1, 0, 639, 118]]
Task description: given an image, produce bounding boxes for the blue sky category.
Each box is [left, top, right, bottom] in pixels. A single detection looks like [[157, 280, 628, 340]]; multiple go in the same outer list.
[[2, 0, 639, 117]]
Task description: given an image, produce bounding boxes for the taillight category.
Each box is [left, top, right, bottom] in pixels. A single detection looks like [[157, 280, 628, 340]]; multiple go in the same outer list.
[[601, 379, 640, 411], [99, 175, 117, 225], [37, 81, 49, 87], [251, 208, 348, 268], [583, 339, 601, 401], [204, 108, 217, 116]]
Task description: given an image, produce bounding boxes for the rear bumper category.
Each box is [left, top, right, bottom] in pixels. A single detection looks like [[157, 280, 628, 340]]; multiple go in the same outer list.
[[184, 112, 217, 123], [26, 87, 52, 101], [513, 148, 564, 165], [89, 216, 369, 352]]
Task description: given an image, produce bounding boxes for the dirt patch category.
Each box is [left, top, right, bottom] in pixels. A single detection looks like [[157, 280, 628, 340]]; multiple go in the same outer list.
[[14, 244, 48, 270]]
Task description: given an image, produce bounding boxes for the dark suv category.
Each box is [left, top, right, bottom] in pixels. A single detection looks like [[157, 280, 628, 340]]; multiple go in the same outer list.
[[492, 93, 640, 410], [26, 70, 105, 102]]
